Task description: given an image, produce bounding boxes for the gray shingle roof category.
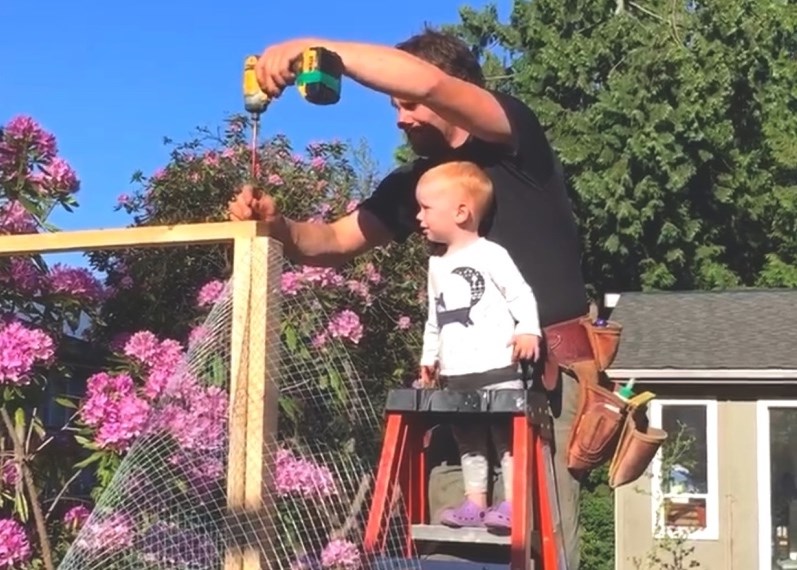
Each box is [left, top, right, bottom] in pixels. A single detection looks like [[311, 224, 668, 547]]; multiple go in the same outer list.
[[607, 289, 797, 370]]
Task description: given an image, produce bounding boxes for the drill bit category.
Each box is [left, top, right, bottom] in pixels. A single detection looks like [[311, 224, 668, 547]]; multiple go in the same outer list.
[[242, 55, 269, 182], [249, 113, 260, 180]]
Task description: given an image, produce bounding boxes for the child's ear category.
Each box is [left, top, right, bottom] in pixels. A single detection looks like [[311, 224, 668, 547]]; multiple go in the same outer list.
[[454, 203, 469, 223]]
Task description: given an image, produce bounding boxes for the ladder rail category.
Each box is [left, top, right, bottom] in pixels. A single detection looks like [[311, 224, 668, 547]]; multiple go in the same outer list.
[[511, 414, 533, 570]]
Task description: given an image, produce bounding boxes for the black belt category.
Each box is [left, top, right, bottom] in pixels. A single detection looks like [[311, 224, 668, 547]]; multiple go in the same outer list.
[[439, 365, 521, 391]]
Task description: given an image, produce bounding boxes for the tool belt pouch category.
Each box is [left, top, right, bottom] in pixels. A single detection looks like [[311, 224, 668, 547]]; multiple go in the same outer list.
[[579, 316, 623, 371], [609, 403, 668, 488], [566, 381, 627, 473]]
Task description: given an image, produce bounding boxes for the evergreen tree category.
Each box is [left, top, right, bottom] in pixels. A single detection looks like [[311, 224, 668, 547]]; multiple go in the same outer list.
[[447, 0, 797, 298]]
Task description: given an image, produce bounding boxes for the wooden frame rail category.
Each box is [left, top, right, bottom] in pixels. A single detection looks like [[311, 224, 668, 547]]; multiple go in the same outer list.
[[0, 221, 282, 570]]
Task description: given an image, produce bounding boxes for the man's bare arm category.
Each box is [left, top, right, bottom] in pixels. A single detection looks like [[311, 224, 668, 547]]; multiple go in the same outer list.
[[323, 40, 514, 146], [274, 208, 392, 267]]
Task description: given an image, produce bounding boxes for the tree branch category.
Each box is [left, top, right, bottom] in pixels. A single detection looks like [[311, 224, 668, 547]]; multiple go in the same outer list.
[[0, 407, 55, 570], [44, 467, 85, 521]]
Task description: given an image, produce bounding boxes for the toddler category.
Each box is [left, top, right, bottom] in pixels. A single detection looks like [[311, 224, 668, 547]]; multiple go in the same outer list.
[[416, 161, 541, 532]]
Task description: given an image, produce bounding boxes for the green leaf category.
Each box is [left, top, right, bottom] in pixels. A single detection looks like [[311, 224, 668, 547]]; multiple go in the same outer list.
[[14, 492, 29, 523], [74, 450, 104, 469], [284, 323, 298, 352], [31, 416, 46, 439], [74, 435, 95, 447], [55, 396, 78, 409], [14, 407, 25, 431]]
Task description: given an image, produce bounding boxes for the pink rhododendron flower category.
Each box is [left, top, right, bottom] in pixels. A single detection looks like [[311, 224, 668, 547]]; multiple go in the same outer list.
[[46, 264, 106, 303], [0, 257, 42, 294], [346, 280, 371, 305], [0, 320, 55, 385], [63, 505, 91, 531], [121, 330, 189, 400], [75, 512, 133, 553], [300, 266, 343, 288], [94, 393, 151, 450], [268, 173, 284, 186], [0, 201, 37, 234], [275, 448, 337, 498], [156, 381, 227, 451], [1, 460, 19, 488], [396, 316, 411, 330], [363, 263, 381, 284], [80, 372, 133, 427], [187, 325, 209, 348], [79, 372, 151, 451], [202, 151, 219, 166], [280, 271, 305, 296], [40, 156, 79, 195], [326, 310, 363, 345], [169, 450, 224, 497], [320, 539, 361, 570], [122, 330, 160, 365], [310, 156, 325, 170], [0, 518, 31, 568], [1, 115, 57, 163], [196, 279, 225, 307], [143, 339, 184, 400], [311, 331, 328, 349]]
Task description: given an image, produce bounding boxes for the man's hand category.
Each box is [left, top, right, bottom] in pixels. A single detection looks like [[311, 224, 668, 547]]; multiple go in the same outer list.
[[254, 38, 320, 99], [228, 184, 281, 224], [511, 334, 540, 363]]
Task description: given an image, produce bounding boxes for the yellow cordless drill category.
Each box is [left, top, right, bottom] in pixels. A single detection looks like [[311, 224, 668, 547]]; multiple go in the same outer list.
[[242, 47, 343, 178]]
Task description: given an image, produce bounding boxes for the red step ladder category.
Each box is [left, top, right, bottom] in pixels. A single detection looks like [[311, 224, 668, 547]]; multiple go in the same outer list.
[[363, 388, 568, 570]]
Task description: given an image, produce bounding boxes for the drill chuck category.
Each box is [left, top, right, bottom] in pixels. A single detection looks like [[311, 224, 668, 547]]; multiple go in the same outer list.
[[243, 55, 269, 114]]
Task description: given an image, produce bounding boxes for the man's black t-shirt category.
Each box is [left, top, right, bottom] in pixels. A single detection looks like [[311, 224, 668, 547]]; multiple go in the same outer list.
[[359, 91, 588, 328]]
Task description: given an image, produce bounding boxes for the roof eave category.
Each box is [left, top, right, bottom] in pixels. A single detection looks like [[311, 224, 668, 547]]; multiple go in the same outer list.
[[607, 368, 797, 382]]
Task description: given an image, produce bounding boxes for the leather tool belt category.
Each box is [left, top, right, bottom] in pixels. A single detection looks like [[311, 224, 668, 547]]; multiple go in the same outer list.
[[540, 314, 667, 487]]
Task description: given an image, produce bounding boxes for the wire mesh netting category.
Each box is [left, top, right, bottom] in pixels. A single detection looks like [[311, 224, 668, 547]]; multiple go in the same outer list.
[[56, 240, 421, 570]]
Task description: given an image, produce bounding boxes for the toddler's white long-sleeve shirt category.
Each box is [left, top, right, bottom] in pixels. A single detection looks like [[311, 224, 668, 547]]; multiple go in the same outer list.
[[420, 238, 541, 377]]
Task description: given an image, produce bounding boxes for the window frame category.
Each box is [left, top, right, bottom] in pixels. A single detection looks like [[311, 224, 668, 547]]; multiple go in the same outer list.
[[649, 398, 720, 541], [756, 399, 797, 570]]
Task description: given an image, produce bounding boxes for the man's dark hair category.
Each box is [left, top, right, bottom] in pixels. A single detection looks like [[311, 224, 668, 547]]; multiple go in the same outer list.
[[396, 27, 485, 87]]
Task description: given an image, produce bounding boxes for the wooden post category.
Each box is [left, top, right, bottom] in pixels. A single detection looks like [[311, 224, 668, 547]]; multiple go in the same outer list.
[[225, 238, 254, 570], [243, 237, 281, 570], [225, 236, 282, 570]]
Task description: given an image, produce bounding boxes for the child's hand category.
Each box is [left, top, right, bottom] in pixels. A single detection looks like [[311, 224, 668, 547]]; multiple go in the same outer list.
[[419, 363, 439, 388], [511, 334, 540, 363]]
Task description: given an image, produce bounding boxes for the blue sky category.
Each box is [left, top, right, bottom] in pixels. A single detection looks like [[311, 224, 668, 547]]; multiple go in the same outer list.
[[1, 0, 509, 268]]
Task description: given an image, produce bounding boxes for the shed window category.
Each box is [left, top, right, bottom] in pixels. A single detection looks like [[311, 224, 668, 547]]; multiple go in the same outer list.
[[650, 399, 719, 541]]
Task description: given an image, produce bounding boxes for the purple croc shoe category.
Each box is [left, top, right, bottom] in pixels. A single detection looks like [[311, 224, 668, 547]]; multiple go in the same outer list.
[[439, 499, 486, 528], [483, 501, 511, 533]]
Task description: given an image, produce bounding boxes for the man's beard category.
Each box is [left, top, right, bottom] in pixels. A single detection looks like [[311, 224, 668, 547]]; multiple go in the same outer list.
[[405, 126, 450, 158]]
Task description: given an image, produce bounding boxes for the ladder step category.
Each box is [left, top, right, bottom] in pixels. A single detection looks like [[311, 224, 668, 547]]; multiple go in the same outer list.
[[369, 556, 509, 570], [410, 524, 510, 545]]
